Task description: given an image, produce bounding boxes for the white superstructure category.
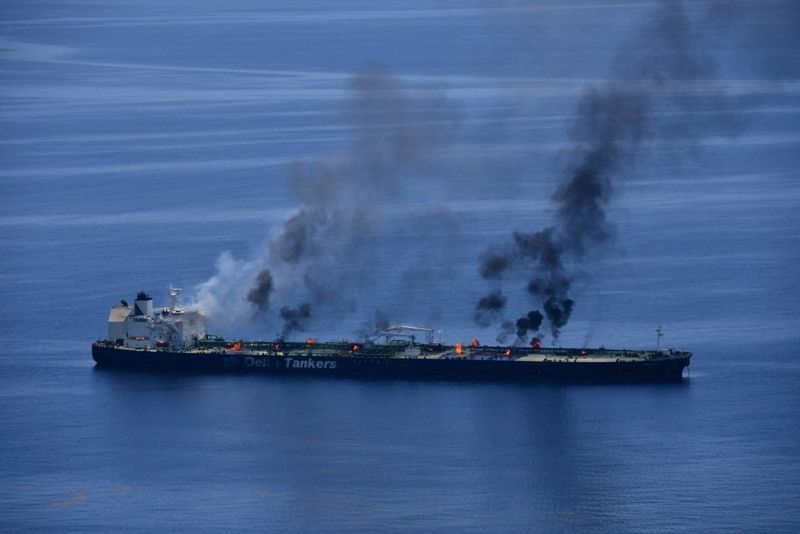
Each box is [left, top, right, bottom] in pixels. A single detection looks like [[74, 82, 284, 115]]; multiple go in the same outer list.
[[107, 288, 206, 349]]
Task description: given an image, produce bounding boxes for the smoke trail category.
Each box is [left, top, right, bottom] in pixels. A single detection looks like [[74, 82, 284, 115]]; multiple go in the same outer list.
[[475, 0, 720, 340], [516, 309, 544, 339], [246, 268, 273, 310], [195, 69, 459, 337], [495, 321, 517, 345], [475, 87, 648, 339], [279, 303, 311, 339], [474, 290, 507, 327]]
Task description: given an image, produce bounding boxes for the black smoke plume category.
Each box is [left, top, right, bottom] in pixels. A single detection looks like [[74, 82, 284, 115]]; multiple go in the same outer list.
[[474, 290, 507, 327], [515, 310, 544, 339], [279, 303, 311, 339], [246, 268, 273, 310], [266, 70, 457, 336], [496, 321, 517, 345], [475, 1, 721, 339]]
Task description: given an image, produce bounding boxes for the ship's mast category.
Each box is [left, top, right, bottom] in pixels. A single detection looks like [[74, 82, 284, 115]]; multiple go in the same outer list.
[[169, 285, 182, 312], [656, 324, 664, 351]]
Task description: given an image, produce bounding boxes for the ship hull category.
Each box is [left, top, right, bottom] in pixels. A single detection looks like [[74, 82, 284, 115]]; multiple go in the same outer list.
[[91, 344, 689, 382]]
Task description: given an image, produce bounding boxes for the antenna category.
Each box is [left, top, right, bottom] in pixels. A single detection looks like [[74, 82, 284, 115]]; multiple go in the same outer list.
[[656, 324, 664, 351]]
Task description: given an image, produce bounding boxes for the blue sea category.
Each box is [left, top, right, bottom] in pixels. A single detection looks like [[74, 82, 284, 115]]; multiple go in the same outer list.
[[1, 1, 799, 531]]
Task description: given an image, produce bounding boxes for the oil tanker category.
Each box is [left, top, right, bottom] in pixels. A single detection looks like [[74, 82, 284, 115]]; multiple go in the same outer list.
[[91, 290, 691, 382]]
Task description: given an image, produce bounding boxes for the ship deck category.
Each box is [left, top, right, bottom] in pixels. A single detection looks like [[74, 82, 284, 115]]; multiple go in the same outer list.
[[138, 341, 688, 364]]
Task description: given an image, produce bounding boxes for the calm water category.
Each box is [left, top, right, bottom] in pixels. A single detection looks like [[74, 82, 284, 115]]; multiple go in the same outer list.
[[1, 1, 799, 531]]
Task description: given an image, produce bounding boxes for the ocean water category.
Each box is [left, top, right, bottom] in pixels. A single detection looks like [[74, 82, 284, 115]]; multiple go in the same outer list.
[[1, 1, 799, 531]]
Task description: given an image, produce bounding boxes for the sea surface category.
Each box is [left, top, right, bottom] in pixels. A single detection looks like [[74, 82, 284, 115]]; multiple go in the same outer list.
[[1, 1, 799, 531]]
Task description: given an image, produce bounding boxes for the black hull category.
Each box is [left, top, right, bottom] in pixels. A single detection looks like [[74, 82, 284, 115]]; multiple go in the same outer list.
[[92, 344, 689, 383]]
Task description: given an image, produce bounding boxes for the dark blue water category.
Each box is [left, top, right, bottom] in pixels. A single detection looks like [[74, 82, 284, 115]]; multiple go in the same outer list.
[[1, 1, 799, 531]]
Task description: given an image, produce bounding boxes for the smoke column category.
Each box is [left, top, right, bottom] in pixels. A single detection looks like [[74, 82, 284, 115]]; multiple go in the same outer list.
[[194, 69, 458, 336], [278, 303, 311, 339], [475, 0, 725, 341], [246, 269, 273, 310], [474, 290, 507, 327]]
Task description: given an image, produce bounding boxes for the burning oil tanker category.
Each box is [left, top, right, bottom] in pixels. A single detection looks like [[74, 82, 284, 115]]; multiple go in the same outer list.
[[91, 289, 691, 382]]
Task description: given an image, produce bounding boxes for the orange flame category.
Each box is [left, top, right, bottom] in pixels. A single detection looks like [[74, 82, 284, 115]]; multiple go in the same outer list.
[[504, 348, 512, 357], [306, 338, 317, 344], [455, 343, 463, 356], [231, 341, 242, 351], [470, 338, 479, 348]]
